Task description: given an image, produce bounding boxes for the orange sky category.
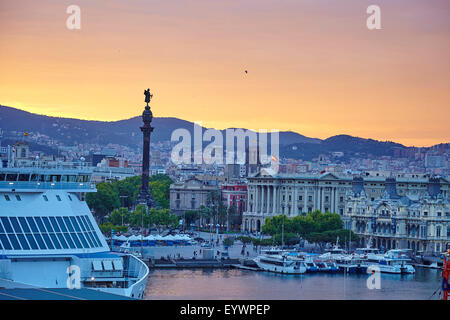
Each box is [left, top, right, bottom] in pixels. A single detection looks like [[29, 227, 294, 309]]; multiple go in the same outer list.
[[0, 0, 449, 147]]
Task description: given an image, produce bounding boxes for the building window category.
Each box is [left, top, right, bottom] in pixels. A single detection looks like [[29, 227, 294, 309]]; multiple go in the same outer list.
[[176, 193, 180, 200], [436, 226, 441, 238], [308, 196, 312, 202], [423, 211, 428, 216], [437, 212, 442, 217]]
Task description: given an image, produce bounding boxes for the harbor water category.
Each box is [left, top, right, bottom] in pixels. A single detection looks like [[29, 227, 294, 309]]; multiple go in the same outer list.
[[145, 267, 442, 300]]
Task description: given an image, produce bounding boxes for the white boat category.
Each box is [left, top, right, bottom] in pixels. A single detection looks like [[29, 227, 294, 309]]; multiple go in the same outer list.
[[0, 165, 149, 299], [286, 252, 318, 273], [254, 251, 307, 274]]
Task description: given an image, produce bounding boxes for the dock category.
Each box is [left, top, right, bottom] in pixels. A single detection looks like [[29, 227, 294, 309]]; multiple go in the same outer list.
[[231, 265, 261, 271], [146, 258, 242, 269]]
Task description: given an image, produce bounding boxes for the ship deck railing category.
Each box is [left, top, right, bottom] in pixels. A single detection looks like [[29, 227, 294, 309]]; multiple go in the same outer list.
[[0, 181, 96, 191]]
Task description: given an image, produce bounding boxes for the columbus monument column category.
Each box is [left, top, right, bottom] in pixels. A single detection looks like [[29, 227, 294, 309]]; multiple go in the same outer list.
[[136, 88, 155, 207]]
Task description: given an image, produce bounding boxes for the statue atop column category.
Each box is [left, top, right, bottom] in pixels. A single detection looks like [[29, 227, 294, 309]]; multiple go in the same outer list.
[[136, 88, 155, 208], [144, 88, 152, 105]]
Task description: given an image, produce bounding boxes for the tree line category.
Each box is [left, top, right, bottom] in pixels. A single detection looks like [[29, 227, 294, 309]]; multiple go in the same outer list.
[[86, 174, 179, 234], [261, 210, 359, 249]]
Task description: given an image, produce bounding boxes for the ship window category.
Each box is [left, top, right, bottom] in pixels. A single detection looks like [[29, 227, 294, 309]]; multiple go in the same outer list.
[[0, 217, 13, 233], [9, 217, 22, 233], [103, 260, 113, 271], [18, 217, 30, 233], [6, 174, 17, 181], [91, 231, 102, 247], [56, 195, 61, 201], [4, 195, 10, 201], [50, 234, 61, 249], [113, 260, 123, 271], [56, 217, 68, 232], [33, 233, 47, 250], [43, 195, 48, 201], [0, 173, 5, 181], [84, 231, 95, 248], [42, 234, 54, 249], [25, 234, 38, 250], [7, 234, 21, 250], [68, 195, 72, 201], [64, 217, 74, 232], [26, 217, 38, 233], [49, 217, 60, 232], [92, 260, 103, 271], [83, 216, 94, 231], [76, 216, 86, 232], [80, 216, 91, 231], [77, 233, 89, 248], [0, 234, 12, 250], [18, 174, 29, 182], [15, 195, 21, 201], [70, 217, 81, 232], [77, 216, 88, 231], [63, 233, 76, 249], [0, 221, 4, 233], [34, 217, 47, 233], [42, 217, 54, 233], [57, 233, 69, 249], [70, 233, 82, 248], [17, 234, 30, 250]]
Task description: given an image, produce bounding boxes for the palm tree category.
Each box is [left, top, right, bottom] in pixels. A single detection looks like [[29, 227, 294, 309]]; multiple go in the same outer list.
[[198, 205, 210, 229]]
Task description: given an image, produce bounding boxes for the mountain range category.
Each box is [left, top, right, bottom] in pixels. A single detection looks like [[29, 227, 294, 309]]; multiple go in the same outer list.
[[0, 105, 447, 160]]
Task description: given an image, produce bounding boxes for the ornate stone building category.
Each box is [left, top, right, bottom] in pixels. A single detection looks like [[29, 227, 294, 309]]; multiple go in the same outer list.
[[242, 169, 450, 234], [343, 177, 450, 254], [169, 177, 220, 216]]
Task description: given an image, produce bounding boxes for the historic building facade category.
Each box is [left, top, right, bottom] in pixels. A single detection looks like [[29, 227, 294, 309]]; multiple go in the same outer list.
[[169, 177, 220, 216], [221, 183, 247, 230], [241, 169, 450, 234], [343, 177, 450, 254]]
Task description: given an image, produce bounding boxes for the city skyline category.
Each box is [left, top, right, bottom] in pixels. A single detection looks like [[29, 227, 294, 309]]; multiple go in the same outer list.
[[1, 0, 449, 147]]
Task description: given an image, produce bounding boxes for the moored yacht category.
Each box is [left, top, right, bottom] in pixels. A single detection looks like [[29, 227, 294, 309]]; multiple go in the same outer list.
[[0, 165, 149, 299], [254, 251, 307, 274]]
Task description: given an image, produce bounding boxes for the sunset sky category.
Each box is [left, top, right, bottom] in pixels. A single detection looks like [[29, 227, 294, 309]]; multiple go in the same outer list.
[[0, 0, 449, 147]]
